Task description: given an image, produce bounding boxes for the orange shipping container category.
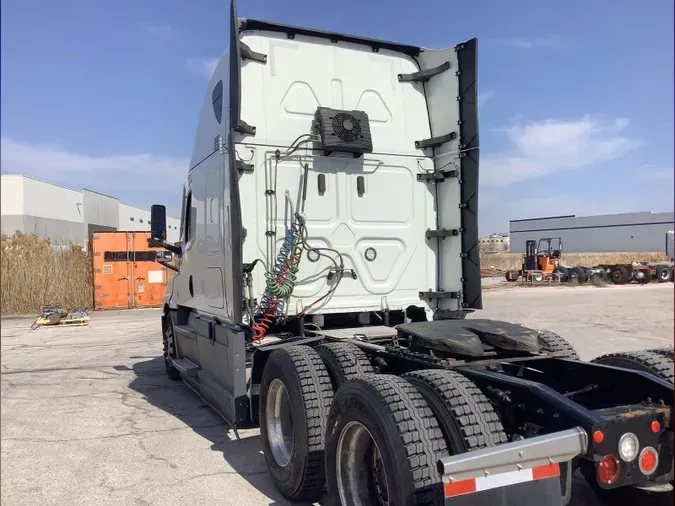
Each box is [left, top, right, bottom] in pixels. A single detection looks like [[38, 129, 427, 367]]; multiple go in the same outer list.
[[92, 231, 167, 310]]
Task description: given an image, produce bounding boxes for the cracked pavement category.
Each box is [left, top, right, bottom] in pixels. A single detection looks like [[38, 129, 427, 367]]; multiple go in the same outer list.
[[1, 284, 673, 505]]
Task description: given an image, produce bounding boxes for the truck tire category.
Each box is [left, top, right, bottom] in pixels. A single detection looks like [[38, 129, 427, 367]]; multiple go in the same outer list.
[[591, 351, 673, 384], [646, 347, 675, 359], [315, 342, 375, 389], [553, 266, 569, 282], [655, 264, 672, 283], [325, 374, 447, 506], [403, 369, 508, 454], [505, 270, 520, 282], [671, 265, 674, 282], [537, 330, 580, 360], [259, 346, 334, 501], [162, 316, 181, 381], [610, 266, 630, 285], [569, 267, 586, 284], [635, 269, 651, 284]]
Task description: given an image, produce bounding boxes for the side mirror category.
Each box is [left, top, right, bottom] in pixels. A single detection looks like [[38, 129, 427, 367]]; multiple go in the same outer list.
[[150, 205, 167, 241], [156, 251, 173, 264]]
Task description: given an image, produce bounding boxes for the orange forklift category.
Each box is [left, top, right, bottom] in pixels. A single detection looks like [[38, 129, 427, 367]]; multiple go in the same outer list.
[[505, 237, 577, 282]]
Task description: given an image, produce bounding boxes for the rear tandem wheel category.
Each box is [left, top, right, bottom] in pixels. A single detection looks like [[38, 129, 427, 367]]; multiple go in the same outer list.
[[537, 330, 580, 360], [325, 374, 447, 506], [259, 346, 334, 502], [591, 350, 674, 384], [315, 342, 375, 389], [403, 369, 508, 452]]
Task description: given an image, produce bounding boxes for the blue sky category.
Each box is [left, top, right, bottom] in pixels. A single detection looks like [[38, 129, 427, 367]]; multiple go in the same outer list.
[[1, 0, 673, 234]]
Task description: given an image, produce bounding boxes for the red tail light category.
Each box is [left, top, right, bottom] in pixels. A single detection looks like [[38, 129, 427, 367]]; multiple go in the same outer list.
[[597, 455, 620, 485], [639, 447, 659, 475]]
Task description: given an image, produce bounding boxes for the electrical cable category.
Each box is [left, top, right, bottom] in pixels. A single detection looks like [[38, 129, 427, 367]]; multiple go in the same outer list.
[[250, 134, 349, 338]]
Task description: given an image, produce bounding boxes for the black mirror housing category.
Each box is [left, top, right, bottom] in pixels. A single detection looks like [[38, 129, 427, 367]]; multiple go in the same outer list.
[[151, 205, 167, 241]]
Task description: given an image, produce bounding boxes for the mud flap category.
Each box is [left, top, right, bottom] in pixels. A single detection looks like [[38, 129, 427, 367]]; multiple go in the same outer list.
[[445, 478, 563, 506]]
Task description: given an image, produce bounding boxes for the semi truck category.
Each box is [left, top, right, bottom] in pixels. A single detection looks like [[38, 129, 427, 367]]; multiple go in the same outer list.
[[148, 2, 674, 504]]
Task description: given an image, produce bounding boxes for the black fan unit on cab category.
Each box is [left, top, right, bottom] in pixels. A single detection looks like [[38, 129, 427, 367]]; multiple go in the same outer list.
[[313, 107, 373, 157]]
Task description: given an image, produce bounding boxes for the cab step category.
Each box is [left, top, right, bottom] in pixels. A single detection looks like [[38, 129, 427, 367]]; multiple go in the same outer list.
[[172, 358, 200, 378]]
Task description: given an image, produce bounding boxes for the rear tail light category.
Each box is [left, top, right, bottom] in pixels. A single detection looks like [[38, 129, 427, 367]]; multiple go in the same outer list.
[[597, 455, 620, 485], [639, 447, 659, 475], [650, 420, 661, 433], [593, 430, 604, 444]]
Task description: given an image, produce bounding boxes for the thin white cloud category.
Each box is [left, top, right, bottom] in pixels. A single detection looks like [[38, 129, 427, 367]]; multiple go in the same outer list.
[[0, 137, 187, 214], [140, 24, 172, 37], [482, 115, 642, 186], [186, 57, 219, 79], [490, 36, 567, 50], [478, 90, 496, 108]]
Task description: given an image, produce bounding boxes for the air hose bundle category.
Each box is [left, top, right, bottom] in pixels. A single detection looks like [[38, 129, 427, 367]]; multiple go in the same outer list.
[[249, 135, 346, 341], [252, 217, 305, 340]]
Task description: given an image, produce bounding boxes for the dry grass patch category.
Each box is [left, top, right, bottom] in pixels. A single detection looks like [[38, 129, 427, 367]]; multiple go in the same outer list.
[[1, 233, 92, 315], [480, 251, 670, 272]]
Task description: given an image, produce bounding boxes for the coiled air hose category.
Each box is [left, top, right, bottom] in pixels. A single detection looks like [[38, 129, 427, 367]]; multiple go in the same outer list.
[[252, 218, 304, 340]]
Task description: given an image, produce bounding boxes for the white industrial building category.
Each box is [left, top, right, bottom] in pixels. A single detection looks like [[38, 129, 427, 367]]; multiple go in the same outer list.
[[1, 174, 181, 248], [509, 211, 674, 253], [479, 233, 510, 252]]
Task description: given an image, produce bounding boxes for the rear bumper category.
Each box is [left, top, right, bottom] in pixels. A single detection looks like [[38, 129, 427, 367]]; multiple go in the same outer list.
[[439, 427, 588, 505]]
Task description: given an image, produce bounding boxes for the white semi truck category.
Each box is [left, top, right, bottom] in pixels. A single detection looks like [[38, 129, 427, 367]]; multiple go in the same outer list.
[[148, 2, 674, 504]]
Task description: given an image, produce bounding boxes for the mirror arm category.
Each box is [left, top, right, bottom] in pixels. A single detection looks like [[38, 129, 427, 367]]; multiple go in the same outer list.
[[161, 261, 180, 273], [148, 238, 182, 256]]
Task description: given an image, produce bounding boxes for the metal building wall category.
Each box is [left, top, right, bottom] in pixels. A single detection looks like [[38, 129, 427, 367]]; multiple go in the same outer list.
[[0, 175, 25, 236], [509, 212, 675, 253], [0, 175, 85, 245], [1, 174, 182, 247], [118, 204, 181, 243]]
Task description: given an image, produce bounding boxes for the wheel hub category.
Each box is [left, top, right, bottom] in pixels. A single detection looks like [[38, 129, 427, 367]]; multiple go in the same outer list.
[[337, 421, 390, 506], [266, 379, 294, 467]]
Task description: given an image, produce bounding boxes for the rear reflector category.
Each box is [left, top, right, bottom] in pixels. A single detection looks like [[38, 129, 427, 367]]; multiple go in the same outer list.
[[597, 455, 620, 485], [444, 463, 560, 498]]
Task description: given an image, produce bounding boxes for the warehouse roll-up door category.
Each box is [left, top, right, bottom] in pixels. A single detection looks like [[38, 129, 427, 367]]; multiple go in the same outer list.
[[92, 231, 167, 310]]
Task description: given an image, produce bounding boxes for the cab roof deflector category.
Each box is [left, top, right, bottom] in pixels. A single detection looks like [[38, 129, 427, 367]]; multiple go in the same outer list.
[[238, 19, 423, 58]]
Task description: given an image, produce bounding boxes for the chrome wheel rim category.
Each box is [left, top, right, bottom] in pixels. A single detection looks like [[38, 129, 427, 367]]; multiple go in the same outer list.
[[337, 421, 390, 506], [266, 379, 294, 467]]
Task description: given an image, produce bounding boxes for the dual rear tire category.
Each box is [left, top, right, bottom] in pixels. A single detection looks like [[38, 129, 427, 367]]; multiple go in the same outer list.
[[259, 343, 508, 505]]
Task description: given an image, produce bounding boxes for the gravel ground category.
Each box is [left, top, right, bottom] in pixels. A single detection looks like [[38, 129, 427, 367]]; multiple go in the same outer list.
[[1, 283, 673, 505]]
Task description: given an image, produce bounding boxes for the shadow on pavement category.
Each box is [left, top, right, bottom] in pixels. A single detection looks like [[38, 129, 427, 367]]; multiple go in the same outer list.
[[128, 357, 316, 506]]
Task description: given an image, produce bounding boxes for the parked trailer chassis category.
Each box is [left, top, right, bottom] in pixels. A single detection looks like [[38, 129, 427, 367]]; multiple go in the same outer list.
[[596, 263, 674, 285], [162, 310, 674, 505], [511, 262, 675, 285]]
